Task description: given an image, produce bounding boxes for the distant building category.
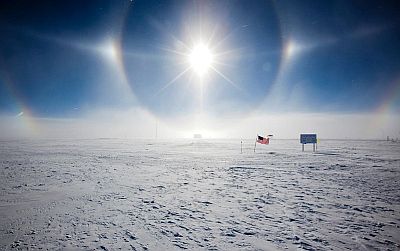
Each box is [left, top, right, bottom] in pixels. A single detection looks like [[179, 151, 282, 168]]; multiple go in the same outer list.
[[193, 134, 202, 139]]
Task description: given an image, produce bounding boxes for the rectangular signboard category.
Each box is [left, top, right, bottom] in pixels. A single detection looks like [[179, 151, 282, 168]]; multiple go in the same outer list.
[[300, 134, 317, 144]]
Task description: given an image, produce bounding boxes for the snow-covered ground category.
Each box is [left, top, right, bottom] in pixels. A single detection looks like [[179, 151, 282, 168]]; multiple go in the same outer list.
[[0, 139, 399, 250]]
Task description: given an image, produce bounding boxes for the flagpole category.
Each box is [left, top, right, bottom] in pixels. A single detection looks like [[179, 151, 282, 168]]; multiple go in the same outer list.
[[254, 136, 257, 153], [155, 119, 158, 139]]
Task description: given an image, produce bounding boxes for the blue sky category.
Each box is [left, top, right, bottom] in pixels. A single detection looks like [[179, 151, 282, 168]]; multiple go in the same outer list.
[[0, 1, 400, 117], [0, 0, 399, 122]]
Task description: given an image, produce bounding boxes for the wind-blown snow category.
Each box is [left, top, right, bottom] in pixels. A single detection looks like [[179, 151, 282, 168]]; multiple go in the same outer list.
[[0, 139, 399, 250]]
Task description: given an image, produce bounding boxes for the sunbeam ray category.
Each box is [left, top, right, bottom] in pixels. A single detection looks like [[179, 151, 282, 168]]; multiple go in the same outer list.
[[159, 47, 189, 57], [153, 67, 192, 97], [210, 65, 242, 91]]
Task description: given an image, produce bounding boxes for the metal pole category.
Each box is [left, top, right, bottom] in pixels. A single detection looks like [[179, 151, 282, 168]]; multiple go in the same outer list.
[[302, 144, 304, 152], [241, 140, 243, 154], [155, 120, 158, 139]]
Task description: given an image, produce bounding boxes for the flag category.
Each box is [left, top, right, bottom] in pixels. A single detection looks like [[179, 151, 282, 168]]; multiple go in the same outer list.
[[256, 135, 269, 144]]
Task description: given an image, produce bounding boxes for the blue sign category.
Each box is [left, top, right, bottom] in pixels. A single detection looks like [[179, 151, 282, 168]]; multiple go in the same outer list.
[[300, 134, 317, 144]]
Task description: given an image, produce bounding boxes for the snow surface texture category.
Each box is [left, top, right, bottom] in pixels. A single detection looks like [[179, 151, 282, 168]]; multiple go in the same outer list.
[[0, 139, 399, 250]]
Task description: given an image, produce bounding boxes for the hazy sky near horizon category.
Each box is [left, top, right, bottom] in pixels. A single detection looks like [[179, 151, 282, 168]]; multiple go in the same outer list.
[[0, 0, 399, 138]]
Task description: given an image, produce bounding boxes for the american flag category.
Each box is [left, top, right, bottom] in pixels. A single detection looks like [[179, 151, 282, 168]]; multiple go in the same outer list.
[[256, 135, 269, 145]]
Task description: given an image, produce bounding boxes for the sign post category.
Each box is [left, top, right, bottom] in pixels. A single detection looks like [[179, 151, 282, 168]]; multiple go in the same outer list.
[[300, 134, 317, 152]]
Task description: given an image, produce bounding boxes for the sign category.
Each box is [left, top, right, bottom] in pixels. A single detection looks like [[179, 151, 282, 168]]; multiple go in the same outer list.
[[300, 134, 317, 144]]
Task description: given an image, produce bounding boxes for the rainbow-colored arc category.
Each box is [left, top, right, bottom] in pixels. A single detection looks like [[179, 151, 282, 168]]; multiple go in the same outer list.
[[375, 76, 400, 114], [0, 63, 39, 136], [369, 75, 400, 135]]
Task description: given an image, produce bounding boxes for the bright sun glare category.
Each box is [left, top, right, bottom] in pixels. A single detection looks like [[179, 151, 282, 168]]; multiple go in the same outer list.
[[188, 43, 214, 76]]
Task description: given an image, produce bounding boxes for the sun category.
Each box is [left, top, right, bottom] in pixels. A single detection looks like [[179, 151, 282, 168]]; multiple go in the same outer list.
[[188, 43, 214, 76], [154, 37, 237, 96]]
